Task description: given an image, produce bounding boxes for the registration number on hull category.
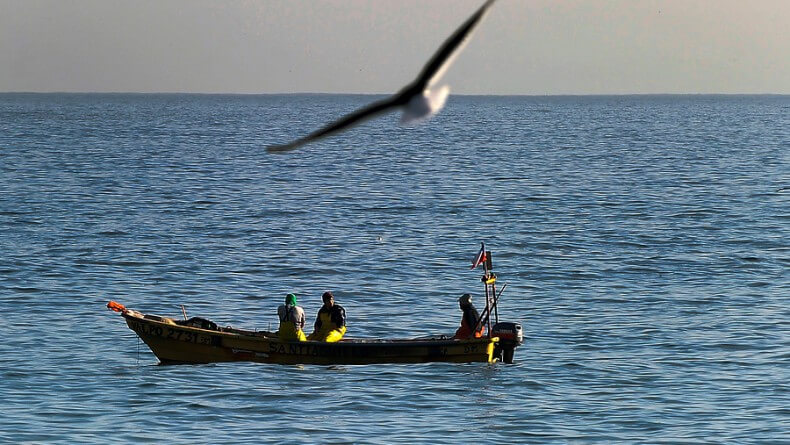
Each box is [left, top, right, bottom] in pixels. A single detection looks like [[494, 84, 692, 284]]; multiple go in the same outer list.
[[129, 320, 215, 346]]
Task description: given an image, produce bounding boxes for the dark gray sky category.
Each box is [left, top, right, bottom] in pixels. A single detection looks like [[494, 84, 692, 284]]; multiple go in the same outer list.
[[2, 0, 788, 94]]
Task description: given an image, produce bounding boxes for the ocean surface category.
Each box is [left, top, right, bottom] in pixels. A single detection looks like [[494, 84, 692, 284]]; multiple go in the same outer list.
[[0, 93, 788, 443]]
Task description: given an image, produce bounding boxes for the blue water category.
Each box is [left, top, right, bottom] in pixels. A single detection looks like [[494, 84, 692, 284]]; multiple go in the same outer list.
[[1, 93, 788, 443]]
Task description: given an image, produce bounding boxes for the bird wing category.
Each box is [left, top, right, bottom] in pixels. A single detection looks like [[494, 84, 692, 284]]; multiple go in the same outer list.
[[266, 0, 496, 153], [266, 96, 402, 153], [410, 0, 496, 91]]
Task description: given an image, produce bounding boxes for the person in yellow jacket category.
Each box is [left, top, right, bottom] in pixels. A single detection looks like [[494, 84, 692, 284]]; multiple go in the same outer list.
[[277, 293, 307, 341], [307, 291, 346, 342]]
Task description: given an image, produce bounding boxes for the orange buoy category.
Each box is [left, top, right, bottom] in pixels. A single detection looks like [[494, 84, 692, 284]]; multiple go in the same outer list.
[[106, 301, 126, 313]]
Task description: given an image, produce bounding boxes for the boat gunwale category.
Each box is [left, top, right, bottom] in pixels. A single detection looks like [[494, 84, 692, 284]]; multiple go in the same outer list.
[[121, 309, 499, 347]]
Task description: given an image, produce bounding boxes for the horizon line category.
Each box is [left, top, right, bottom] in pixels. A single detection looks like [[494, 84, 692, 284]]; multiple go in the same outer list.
[[2, 91, 789, 97]]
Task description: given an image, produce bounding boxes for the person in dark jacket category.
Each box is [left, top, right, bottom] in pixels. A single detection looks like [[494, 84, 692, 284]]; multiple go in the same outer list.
[[454, 293, 485, 339], [307, 291, 347, 342]]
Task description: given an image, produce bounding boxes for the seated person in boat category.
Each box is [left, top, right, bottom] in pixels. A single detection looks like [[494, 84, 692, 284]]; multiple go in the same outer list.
[[277, 293, 307, 341], [453, 293, 486, 339], [307, 291, 346, 342]]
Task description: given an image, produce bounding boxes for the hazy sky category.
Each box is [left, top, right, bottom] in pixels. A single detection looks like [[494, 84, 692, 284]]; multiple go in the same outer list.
[[2, 0, 788, 95]]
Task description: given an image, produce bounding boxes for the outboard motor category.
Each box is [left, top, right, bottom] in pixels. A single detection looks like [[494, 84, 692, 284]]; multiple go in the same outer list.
[[492, 322, 523, 364]]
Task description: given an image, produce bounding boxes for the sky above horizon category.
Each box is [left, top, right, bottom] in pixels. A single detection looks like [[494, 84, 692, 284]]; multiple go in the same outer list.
[[1, 0, 789, 95]]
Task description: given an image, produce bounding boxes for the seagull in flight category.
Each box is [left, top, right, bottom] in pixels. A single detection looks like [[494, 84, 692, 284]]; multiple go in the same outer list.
[[267, 0, 496, 153]]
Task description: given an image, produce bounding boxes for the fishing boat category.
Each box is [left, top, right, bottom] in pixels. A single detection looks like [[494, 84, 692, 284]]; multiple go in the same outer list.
[[107, 245, 523, 365]]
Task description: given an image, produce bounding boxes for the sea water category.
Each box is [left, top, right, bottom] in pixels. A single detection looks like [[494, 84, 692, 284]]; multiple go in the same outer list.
[[1, 93, 788, 443]]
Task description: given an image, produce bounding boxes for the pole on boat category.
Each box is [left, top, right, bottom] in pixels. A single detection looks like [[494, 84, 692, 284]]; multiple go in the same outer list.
[[482, 259, 489, 334], [180, 305, 188, 321], [472, 242, 500, 336], [481, 248, 498, 334], [493, 268, 499, 325], [475, 283, 506, 335], [488, 251, 499, 325]]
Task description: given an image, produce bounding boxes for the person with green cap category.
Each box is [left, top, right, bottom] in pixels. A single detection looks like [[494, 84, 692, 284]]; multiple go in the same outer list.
[[277, 293, 306, 341]]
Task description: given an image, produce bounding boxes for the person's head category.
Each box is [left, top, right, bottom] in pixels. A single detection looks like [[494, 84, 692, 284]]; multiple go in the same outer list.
[[322, 291, 334, 307], [459, 293, 473, 309], [285, 293, 297, 306]]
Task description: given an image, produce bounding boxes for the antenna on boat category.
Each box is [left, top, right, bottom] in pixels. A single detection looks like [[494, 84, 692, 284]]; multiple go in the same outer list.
[[481, 247, 498, 333], [475, 283, 506, 336], [470, 242, 503, 337]]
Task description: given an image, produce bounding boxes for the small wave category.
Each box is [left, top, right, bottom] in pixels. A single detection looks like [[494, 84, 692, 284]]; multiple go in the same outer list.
[[9, 287, 40, 293], [97, 230, 129, 236]]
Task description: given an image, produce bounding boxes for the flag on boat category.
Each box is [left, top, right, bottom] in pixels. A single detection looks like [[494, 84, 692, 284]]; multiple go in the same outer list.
[[471, 243, 487, 269]]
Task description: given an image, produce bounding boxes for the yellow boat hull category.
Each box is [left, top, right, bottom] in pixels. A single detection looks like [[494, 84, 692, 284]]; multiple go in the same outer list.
[[121, 309, 499, 365]]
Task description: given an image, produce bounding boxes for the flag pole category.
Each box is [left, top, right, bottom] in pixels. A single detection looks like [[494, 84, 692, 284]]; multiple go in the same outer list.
[[486, 250, 494, 334], [472, 242, 495, 336], [479, 243, 493, 336], [484, 246, 499, 332]]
